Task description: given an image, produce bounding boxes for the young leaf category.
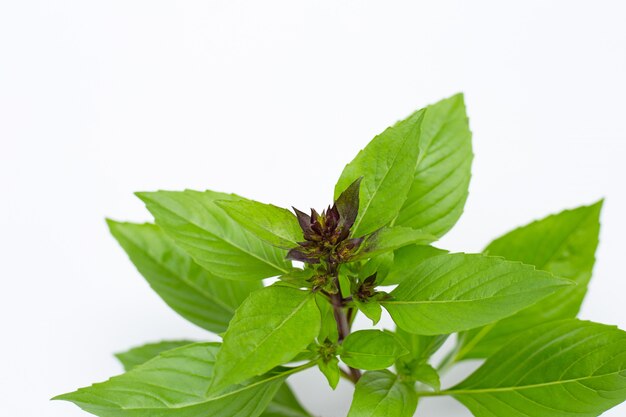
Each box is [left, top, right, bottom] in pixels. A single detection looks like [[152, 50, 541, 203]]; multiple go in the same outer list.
[[382, 253, 573, 335], [136, 190, 290, 281], [211, 286, 321, 390], [318, 356, 341, 390], [54, 343, 289, 417], [395, 328, 448, 366], [411, 363, 440, 391], [316, 295, 339, 343], [349, 227, 436, 261], [358, 252, 394, 282], [457, 201, 603, 360], [355, 299, 382, 325], [334, 109, 425, 237], [382, 244, 447, 285], [107, 221, 261, 333], [395, 94, 473, 238], [115, 340, 194, 371], [436, 320, 626, 417], [340, 330, 408, 371], [217, 199, 303, 249], [347, 370, 418, 417], [261, 383, 313, 417]]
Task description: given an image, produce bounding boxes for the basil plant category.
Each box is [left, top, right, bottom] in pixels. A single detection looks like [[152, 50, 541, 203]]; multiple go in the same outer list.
[[55, 94, 626, 417]]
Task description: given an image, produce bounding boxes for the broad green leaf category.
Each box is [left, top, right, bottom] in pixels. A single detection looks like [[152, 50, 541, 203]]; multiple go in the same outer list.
[[136, 190, 290, 281], [261, 383, 313, 417], [341, 330, 408, 371], [358, 252, 394, 282], [395, 93, 473, 238], [382, 244, 447, 285], [350, 227, 436, 261], [217, 199, 303, 249], [212, 286, 321, 390], [457, 201, 603, 359], [54, 343, 290, 417], [347, 370, 418, 417], [108, 221, 261, 333], [115, 340, 194, 371], [334, 108, 425, 237], [436, 320, 626, 417], [382, 253, 572, 335]]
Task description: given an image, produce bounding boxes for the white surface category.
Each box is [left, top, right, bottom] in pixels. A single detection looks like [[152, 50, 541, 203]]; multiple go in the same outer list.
[[1, 1, 625, 416]]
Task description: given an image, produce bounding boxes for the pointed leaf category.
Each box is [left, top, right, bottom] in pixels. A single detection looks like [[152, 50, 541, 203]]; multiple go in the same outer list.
[[439, 320, 626, 417], [217, 199, 303, 249], [395, 93, 473, 238], [136, 190, 290, 281], [340, 330, 408, 371], [457, 201, 603, 359], [108, 221, 261, 333], [212, 286, 321, 390], [382, 253, 573, 335], [334, 109, 425, 236], [347, 370, 418, 417], [350, 227, 436, 261], [382, 244, 447, 285], [54, 343, 288, 417], [261, 383, 313, 417]]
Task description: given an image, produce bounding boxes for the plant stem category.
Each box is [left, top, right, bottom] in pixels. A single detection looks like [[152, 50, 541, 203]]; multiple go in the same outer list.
[[330, 290, 362, 383]]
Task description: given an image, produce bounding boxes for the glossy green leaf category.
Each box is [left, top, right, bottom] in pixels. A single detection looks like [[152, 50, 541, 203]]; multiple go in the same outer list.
[[107, 221, 261, 333], [395, 93, 473, 238], [347, 370, 418, 417], [318, 356, 341, 389], [457, 201, 603, 359], [412, 363, 440, 391], [54, 343, 289, 417], [355, 299, 382, 325], [217, 199, 303, 249], [115, 340, 194, 371], [436, 320, 626, 417], [334, 108, 425, 236], [261, 383, 312, 417], [350, 227, 436, 261], [382, 253, 573, 335], [341, 330, 408, 371], [382, 244, 447, 285], [212, 286, 321, 390], [136, 190, 290, 281]]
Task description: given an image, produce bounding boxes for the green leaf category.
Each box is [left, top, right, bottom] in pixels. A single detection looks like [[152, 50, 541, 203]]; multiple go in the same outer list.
[[457, 201, 603, 360], [350, 227, 436, 261], [382, 253, 573, 335], [341, 330, 408, 371], [395, 328, 448, 365], [358, 252, 394, 283], [347, 370, 418, 417], [115, 340, 194, 371], [395, 93, 473, 238], [316, 295, 339, 343], [136, 190, 290, 281], [261, 383, 313, 417], [217, 199, 303, 249], [334, 108, 426, 237], [54, 343, 291, 417], [382, 244, 447, 285], [211, 286, 321, 390], [436, 320, 626, 417], [411, 363, 440, 391], [355, 299, 382, 325], [107, 221, 261, 333], [318, 356, 341, 390]]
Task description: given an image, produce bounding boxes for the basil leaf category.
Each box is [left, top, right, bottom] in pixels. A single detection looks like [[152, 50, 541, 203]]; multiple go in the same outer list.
[[136, 190, 290, 281], [261, 383, 313, 417], [54, 343, 289, 417], [347, 370, 418, 417], [395, 93, 473, 238], [395, 328, 448, 365], [334, 109, 425, 236], [382, 253, 573, 335], [457, 201, 603, 359], [108, 221, 260, 333], [340, 330, 407, 371], [382, 244, 447, 285], [217, 199, 303, 249], [440, 320, 626, 417], [115, 340, 194, 371], [211, 286, 320, 390], [350, 227, 436, 261]]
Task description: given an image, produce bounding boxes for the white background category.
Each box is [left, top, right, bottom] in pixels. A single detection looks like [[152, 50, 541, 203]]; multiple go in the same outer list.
[[1, 1, 625, 416]]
